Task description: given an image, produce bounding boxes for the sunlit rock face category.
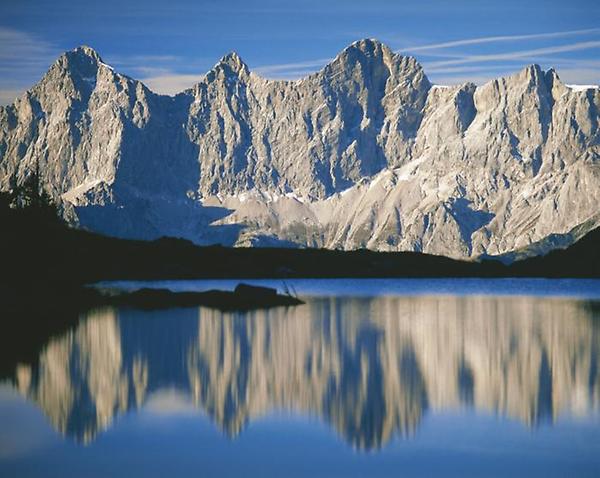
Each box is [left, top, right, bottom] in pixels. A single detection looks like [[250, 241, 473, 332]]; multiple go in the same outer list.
[[1, 40, 599, 258], [13, 295, 600, 449]]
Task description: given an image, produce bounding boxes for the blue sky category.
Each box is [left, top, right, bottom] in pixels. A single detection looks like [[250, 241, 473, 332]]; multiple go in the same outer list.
[[1, 0, 599, 104]]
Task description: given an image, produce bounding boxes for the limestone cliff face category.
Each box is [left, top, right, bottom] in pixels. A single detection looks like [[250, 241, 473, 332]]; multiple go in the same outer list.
[[15, 295, 600, 448], [1, 40, 599, 258]]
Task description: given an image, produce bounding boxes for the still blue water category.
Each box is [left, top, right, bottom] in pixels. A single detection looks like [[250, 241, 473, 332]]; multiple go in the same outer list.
[[1, 279, 599, 477]]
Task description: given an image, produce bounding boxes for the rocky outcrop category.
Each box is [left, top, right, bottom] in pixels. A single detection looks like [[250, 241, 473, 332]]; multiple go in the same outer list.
[[1, 40, 599, 258]]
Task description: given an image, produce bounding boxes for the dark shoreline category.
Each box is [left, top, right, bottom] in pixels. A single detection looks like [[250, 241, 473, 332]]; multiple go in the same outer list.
[[3, 224, 600, 287], [2, 194, 599, 290], [1, 202, 599, 376]]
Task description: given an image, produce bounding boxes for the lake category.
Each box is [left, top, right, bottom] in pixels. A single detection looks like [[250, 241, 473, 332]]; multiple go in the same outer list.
[[1, 278, 600, 477]]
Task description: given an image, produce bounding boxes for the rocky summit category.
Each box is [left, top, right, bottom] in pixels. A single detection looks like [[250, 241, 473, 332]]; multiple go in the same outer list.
[[0, 39, 599, 259]]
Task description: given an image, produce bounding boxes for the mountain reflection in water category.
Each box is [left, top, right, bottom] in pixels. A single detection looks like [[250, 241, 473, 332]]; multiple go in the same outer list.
[[12, 294, 600, 450]]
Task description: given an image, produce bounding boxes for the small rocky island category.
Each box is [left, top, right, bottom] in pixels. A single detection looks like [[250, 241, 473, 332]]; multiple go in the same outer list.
[[98, 283, 304, 311]]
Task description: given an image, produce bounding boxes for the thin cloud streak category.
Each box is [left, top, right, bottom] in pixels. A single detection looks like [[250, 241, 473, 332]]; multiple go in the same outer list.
[[0, 28, 60, 105], [399, 28, 600, 53], [141, 73, 204, 95], [104, 53, 213, 87], [0, 89, 24, 106], [1, 25, 598, 103], [254, 58, 332, 77], [251, 30, 600, 81], [427, 41, 600, 69], [0, 27, 59, 62], [425, 64, 524, 75], [555, 68, 600, 85], [425, 56, 600, 83]]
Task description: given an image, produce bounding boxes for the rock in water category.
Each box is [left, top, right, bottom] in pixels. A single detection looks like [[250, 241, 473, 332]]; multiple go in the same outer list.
[[99, 286, 303, 310], [1, 39, 599, 261]]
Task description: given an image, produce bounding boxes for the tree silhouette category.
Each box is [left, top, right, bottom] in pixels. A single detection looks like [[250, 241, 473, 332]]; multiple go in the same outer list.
[[3, 163, 57, 214]]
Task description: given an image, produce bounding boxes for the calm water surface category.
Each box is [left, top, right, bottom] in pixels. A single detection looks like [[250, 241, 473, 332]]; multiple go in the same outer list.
[[1, 278, 600, 477]]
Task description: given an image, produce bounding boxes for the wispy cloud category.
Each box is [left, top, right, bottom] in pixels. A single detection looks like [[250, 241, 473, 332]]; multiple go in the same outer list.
[[250, 29, 600, 83], [425, 41, 600, 69], [429, 74, 507, 86], [399, 28, 600, 53], [0, 27, 58, 62], [0, 27, 59, 105], [397, 28, 600, 86], [425, 65, 523, 75], [0, 89, 24, 106], [2, 26, 598, 103], [254, 58, 332, 78], [102, 53, 213, 95], [141, 73, 204, 95], [106, 54, 184, 71]]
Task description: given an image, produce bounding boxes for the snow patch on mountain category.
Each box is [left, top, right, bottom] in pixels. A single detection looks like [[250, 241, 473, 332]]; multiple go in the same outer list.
[[565, 84, 599, 91]]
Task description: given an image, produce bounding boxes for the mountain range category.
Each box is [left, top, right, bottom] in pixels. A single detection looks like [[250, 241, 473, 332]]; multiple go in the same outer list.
[[1, 39, 599, 260]]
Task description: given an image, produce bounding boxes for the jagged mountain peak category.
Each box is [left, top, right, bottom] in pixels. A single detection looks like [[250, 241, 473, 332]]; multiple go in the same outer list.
[[522, 63, 543, 74], [346, 38, 391, 54], [332, 38, 420, 71], [500, 63, 553, 90], [57, 45, 105, 74], [322, 38, 429, 92], [543, 67, 568, 90], [545, 66, 558, 80], [70, 45, 103, 62], [521, 63, 546, 82], [40, 45, 111, 91], [211, 51, 249, 78]]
